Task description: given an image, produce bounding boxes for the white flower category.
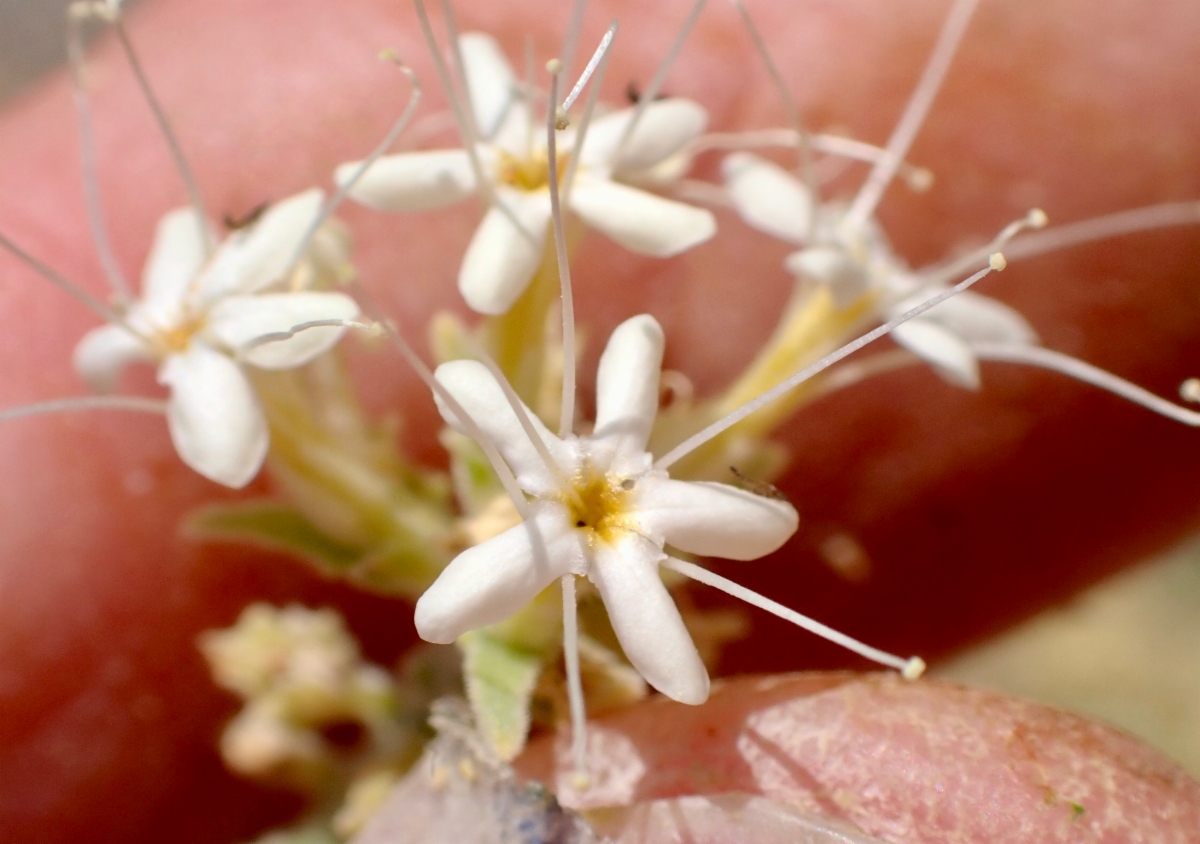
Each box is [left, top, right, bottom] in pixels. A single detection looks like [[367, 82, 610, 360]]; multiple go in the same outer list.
[[414, 314, 797, 705], [723, 151, 1037, 389], [337, 33, 717, 316], [72, 190, 360, 487]]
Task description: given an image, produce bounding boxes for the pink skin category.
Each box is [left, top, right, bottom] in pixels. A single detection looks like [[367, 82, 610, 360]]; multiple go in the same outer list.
[[0, 0, 1198, 841], [518, 674, 1200, 843]]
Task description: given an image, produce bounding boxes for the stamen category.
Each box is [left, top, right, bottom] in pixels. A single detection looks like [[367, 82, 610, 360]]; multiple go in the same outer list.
[[655, 258, 1002, 470], [0, 229, 132, 329], [109, 11, 215, 256], [348, 281, 530, 516], [473, 345, 569, 488], [615, 0, 708, 159], [970, 342, 1200, 426], [560, 573, 589, 781], [235, 318, 378, 360], [806, 349, 920, 402], [920, 208, 1047, 286], [1002, 201, 1200, 263], [1180, 378, 1200, 404], [558, 0, 589, 88], [0, 395, 167, 424], [730, 0, 817, 234], [689, 130, 934, 191], [438, 0, 480, 141], [412, 0, 516, 233], [845, 0, 981, 228], [544, 61, 578, 438], [286, 54, 422, 275], [562, 23, 617, 202], [412, 2, 492, 210], [561, 22, 618, 113], [66, 3, 133, 302], [663, 557, 922, 677]]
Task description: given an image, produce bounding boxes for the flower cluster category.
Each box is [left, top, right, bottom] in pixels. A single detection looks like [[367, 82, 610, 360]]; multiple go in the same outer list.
[[2, 0, 1199, 840]]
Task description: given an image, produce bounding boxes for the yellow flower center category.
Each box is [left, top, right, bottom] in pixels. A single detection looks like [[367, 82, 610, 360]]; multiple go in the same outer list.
[[496, 149, 569, 192], [151, 314, 207, 356], [560, 466, 634, 545]]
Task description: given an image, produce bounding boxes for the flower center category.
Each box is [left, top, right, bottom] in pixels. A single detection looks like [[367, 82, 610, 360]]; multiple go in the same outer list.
[[151, 313, 207, 356], [561, 466, 633, 545], [496, 149, 569, 192]]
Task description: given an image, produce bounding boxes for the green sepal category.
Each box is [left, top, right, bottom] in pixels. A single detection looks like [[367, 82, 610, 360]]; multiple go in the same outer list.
[[457, 629, 543, 762], [440, 428, 505, 516], [187, 501, 449, 600], [186, 501, 360, 572]]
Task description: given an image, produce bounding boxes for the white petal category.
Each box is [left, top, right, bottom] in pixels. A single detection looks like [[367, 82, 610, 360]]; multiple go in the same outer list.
[[433, 359, 571, 496], [205, 292, 360, 369], [159, 342, 268, 488], [72, 323, 154, 394], [460, 32, 518, 141], [785, 246, 870, 307], [723, 153, 813, 245], [581, 99, 707, 174], [890, 318, 981, 389], [590, 537, 709, 705], [911, 290, 1039, 345], [593, 315, 664, 456], [635, 478, 798, 561], [488, 101, 535, 157], [197, 189, 325, 302], [568, 176, 715, 257], [458, 190, 551, 315], [414, 502, 584, 644], [142, 206, 212, 313], [336, 150, 477, 213]]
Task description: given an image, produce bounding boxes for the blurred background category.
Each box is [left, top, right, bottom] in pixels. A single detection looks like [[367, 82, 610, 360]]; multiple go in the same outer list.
[[1, 0, 1197, 809]]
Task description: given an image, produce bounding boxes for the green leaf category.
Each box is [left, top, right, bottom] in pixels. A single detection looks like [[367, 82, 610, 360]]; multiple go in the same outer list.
[[458, 630, 542, 761], [440, 429, 505, 516], [185, 501, 360, 572]]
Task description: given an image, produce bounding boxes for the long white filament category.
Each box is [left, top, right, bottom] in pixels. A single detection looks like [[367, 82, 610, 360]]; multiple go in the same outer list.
[[560, 573, 588, 777], [562, 23, 617, 203], [66, 6, 133, 302], [111, 16, 215, 256], [614, 0, 708, 159], [545, 64, 578, 439], [0, 229, 132, 330], [655, 260, 1000, 470], [664, 558, 924, 677], [558, 0, 589, 88], [411, 0, 534, 247], [562, 23, 617, 113], [1003, 201, 1200, 262], [285, 56, 422, 275], [806, 349, 919, 402], [845, 0, 981, 228], [237, 319, 376, 358], [438, 0, 482, 142], [349, 282, 530, 517], [970, 342, 1200, 426], [0, 395, 168, 424], [474, 346, 568, 487], [690, 129, 934, 192], [920, 208, 1047, 287], [411, 2, 492, 206], [730, 0, 817, 229]]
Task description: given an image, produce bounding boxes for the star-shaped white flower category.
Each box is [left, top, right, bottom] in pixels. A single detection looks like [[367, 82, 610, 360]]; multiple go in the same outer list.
[[72, 190, 360, 487], [414, 314, 797, 704], [337, 33, 717, 316], [723, 151, 1039, 389]]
